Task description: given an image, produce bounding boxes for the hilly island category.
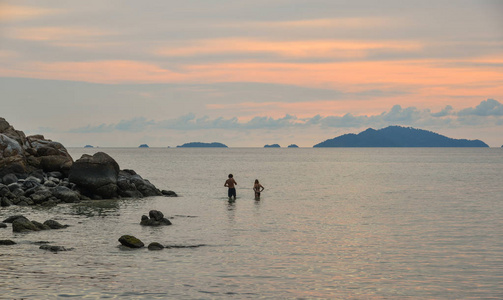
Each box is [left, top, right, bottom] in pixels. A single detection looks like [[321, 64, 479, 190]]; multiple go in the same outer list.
[[314, 126, 488, 147]]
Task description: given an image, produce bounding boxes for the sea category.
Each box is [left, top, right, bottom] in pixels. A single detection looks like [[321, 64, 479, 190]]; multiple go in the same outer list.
[[0, 147, 502, 299]]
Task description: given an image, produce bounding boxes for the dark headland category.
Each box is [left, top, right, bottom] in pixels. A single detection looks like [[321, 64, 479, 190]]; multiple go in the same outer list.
[[314, 126, 488, 147], [177, 142, 228, 148]]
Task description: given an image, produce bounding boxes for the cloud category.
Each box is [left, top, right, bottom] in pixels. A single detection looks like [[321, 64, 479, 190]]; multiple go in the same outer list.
[[457, 99, 503, 116], [0, 4, 61, 22], [65, 99, 502, 134], [431, 105, 454, 117]]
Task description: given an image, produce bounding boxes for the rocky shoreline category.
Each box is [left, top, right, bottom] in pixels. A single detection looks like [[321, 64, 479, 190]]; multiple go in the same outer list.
[[0, 118, 177, 207]]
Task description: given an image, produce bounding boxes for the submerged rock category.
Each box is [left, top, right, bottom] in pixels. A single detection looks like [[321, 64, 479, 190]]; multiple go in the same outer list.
[[118, 235, 144, 248], [43, 219, 69, 229], [39, 245, 72, 252], [148, 242, 165, 250], [0, 239, 16, 245]]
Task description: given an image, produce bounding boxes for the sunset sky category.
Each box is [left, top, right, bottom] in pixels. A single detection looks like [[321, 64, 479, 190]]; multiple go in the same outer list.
[[1, 0, 502, 147]]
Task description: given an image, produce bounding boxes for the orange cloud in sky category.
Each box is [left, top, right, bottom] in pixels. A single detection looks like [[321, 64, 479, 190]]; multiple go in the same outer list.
[[155, 38, 422, 58], [0, 4, 61, 22], [0, 60, 186, 84]]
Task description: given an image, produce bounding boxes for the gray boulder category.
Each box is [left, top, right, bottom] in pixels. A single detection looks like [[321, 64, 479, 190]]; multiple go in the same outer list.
[[161, 190, 178, 197], [0, 223, 7, 228], [31, 220, 51, 230], [68, 152, 120, 199], [52, 186, 80, 203], [118, 235, 144, 248]]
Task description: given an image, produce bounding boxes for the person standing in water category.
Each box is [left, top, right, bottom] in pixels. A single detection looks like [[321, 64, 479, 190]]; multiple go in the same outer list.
[[225, 174, 237, 201], [253, 179, 264, 200]]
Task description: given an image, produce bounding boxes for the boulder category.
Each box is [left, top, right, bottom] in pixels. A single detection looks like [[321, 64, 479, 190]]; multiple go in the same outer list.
[[118, 235, 144, 248], [0, 240, 16, 245], [12, 217, 40, 232], [0, 223, 6, 228], [140, 210, 172, 226], [26, 136, 73, 175], [68, 152, 120, 199], [31, 220, 51, 230], [0, 134, 27, 176], [43, 220, 69, 229], [148, 242, 164, 250], [30, 187, 53, 204], [3, 215, 26, 223], [52, 186, 80, 203], [2, 173, 18, 185]]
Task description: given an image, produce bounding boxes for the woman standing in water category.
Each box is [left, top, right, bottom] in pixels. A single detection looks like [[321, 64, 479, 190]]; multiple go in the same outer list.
[[253, 179, 265, 200]]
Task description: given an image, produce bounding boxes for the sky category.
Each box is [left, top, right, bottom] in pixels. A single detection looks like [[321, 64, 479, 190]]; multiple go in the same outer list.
[[1, 0, 502, 147]]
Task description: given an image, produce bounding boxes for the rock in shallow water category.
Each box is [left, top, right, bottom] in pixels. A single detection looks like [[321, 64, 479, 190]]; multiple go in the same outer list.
[[118, 235, 144, 248], [39, 245, 72, 252], [148, 242, 165, 250]]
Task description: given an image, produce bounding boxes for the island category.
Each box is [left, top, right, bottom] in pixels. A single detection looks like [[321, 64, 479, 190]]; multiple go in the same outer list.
[[138, 144, 149, 148], [264, 144, 281, 148], [313, 126, 489, 147], [177, 142, 228, 148], [287, 144, 299, 148], [84, 145, 94, 148]]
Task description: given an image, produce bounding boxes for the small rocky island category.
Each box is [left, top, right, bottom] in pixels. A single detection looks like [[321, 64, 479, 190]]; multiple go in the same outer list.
[[264, 144, 281, 148], [138, 144, 149, 148], [287, 144, 299, 148], [0, 118, 176, 207], [177, 142, 228, 148], [314, 126, 489, 147]]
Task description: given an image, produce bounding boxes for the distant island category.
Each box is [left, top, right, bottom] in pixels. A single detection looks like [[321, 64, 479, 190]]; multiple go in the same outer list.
[[84, 145, 94, 148], [138, 144, 149, 148], [177, 142, 228, 148], [313, 126, 489, 147], [287, 144, 299, 148], [264, 144, 281, 148]]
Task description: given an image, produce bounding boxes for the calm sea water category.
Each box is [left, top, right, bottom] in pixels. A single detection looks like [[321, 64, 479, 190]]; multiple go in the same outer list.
[[1, 148, 502, 299]]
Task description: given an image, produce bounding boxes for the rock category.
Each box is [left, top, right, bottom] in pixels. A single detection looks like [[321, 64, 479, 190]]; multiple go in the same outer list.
[[31, 220, 51, 230], [47, 171, 63, 179], [0, 223, 7, 228], [118, 235, 144, 248], [149, 210, 164, 221], [3, 215, 26, 223], [161, 190, 178, 197], [68, 152, 120, 199], [43, 219, 69, 229], [148, 242, 164, 250], [2, 173, 18, 185], [130, 175, 162, 197], [0, 134, 28, 176], [44, 180, 57, 188], [1, 197, 12, 207], [27, 136, 73, 175], [0, 240, 16, 245], [140, 210, 172, 226], [52, 186, 80, 203], [30, 187, 53, 204], [12, 217, 40, 232], [39, 245, 72, 252]]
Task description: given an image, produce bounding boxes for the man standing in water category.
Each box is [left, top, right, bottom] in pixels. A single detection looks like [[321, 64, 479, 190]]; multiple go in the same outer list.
[[224, 174, 237, 201]]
